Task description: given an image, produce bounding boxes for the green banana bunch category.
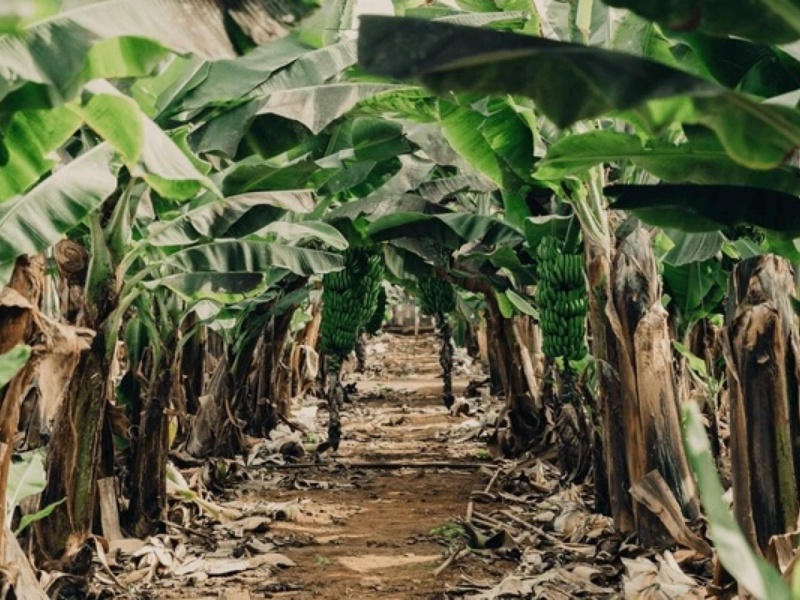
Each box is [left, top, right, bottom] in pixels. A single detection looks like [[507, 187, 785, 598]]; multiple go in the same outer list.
[[535, 236, 588, 361], [321, 246, 385, 357], [417, 275, 456, 316]]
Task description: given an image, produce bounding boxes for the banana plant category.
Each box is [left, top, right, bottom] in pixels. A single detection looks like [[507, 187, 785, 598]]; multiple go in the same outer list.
[[29, 88, 216, 564], [354, 10, 699, 541], [355, 0, 800, 570]]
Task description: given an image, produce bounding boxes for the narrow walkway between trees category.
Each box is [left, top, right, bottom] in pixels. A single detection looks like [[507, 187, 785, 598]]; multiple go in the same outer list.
[[105, 333, 708, 600], [147, 334, 511, 600], [265, 334, 509, 599]]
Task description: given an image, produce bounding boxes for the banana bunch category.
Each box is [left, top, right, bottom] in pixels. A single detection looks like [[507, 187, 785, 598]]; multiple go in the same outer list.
[[321, 246, 385, 357], [417, 275, 456, 316], [535, 236, 588, 361], [365, 286, 387, 336]]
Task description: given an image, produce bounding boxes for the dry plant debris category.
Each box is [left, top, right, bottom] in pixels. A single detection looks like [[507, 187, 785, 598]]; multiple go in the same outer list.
[[68, 334, 714, 599]]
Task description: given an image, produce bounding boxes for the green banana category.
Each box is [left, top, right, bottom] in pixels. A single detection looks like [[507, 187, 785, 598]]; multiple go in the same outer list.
[[535, 235, 588, 361], [321, 246, 386, 357]]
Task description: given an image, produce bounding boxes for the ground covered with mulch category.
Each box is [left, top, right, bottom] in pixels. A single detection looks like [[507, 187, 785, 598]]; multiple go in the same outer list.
[[84, 334, 712, 599]]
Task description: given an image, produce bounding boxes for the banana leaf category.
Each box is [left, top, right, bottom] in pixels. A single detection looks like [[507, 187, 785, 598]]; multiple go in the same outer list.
[[605, 0, 800, 45], [358, 16, 800, 169], [0, 144, 117, 285], [608, 184, 800, 236]]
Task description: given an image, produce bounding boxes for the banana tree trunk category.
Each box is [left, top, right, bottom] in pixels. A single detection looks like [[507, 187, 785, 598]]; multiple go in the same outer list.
[[465, 320, 480, 361], [205, 303, 272, 458], [35, 334, 109, 567], [484, 316, 505, 396], [436, 312, 455, 409], [685, 319, 722, 464], [555, 365, 593, 483], [323, 355, 345, 453], [584, 235, 631, 531], [181, 313, 204, 415], [485, 295, 542, 456], [185, 354, 228, 458], [128, 347, 179, 537], [0, 258, 43, 564], [34, 214, 117, 569], [725, 255, 800, 556], [609, 228, 700, 544], [249, 310, 295, 436], [354, 332, 367, 374], [291, 299, 322, 398]]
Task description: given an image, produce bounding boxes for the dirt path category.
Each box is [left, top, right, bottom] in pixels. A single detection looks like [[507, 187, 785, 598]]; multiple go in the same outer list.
[[95, 333, 712, 599], [141, 334, 510, 600], [254, 335, 507, 599]]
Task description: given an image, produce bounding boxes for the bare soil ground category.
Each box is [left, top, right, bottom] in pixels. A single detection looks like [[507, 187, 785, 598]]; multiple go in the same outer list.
[[255, 335, 511, 599], [138, 334, 513, 600], [95, 334, 713, 600]]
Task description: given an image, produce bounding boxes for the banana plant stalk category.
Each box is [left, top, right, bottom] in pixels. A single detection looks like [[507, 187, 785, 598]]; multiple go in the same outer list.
[[34, 191, 125, 568], [436, 312, 455, 409], [354, 332, 367, 374], [323, 355, 346, 453]]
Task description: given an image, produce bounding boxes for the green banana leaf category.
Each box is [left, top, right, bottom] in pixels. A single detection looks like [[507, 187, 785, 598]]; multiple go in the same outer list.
[[607, 184, 800, 236], [6, 448, 46, 516], [679, 34, 800, 97], [181, 39, 358, 112], [523, 214, 573, 253], [604, 0, 800, 45], [439, 98, 536, 189], [0, 81, 210, 206], [367, 211, 523, 248], [72, 89, 143, 163], [434, 10, 531, 30], [351, 117, 411, 163], [295, 0, 354, 48], [250, 221, 349, 251], [131, 55, 208, 119], [356, 87, 441, 124], [142, 272, 267, 304], [536, 130, 800, 196], [222, 158, 334, 194], [383, 243, 440, 281], [357, 16, 800, 169], [610, 11, 681, 67], [146, 191, 317, 247], [0, 144, 117, 285], [0, 106, 82, 201], [662, 259, 726, 327], [358, 16, 715, 128], [325, 194, 449, 222], [15, 498, 66, 536], [187, 42, 404, 157], [683, 402, 791, 600], [73, 82, 213, 199], [364, 155, 436, 199], [253, 83, 406, 135], [176, 36, 312, 111], [417, 174, 496, 202], [162, 240, 344, 277], [0, 0, 225, 110], [662, 230, 724, 266], [0, 0, 58, 34]]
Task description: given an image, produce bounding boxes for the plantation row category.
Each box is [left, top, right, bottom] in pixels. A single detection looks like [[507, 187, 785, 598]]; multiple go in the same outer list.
[[1, 0, 800, 598]]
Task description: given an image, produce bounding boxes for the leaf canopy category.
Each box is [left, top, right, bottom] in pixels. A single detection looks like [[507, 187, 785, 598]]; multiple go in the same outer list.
[[605, 0, 800, 45], [608, 184, 800, 236], [358, 16, 800, 169]]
